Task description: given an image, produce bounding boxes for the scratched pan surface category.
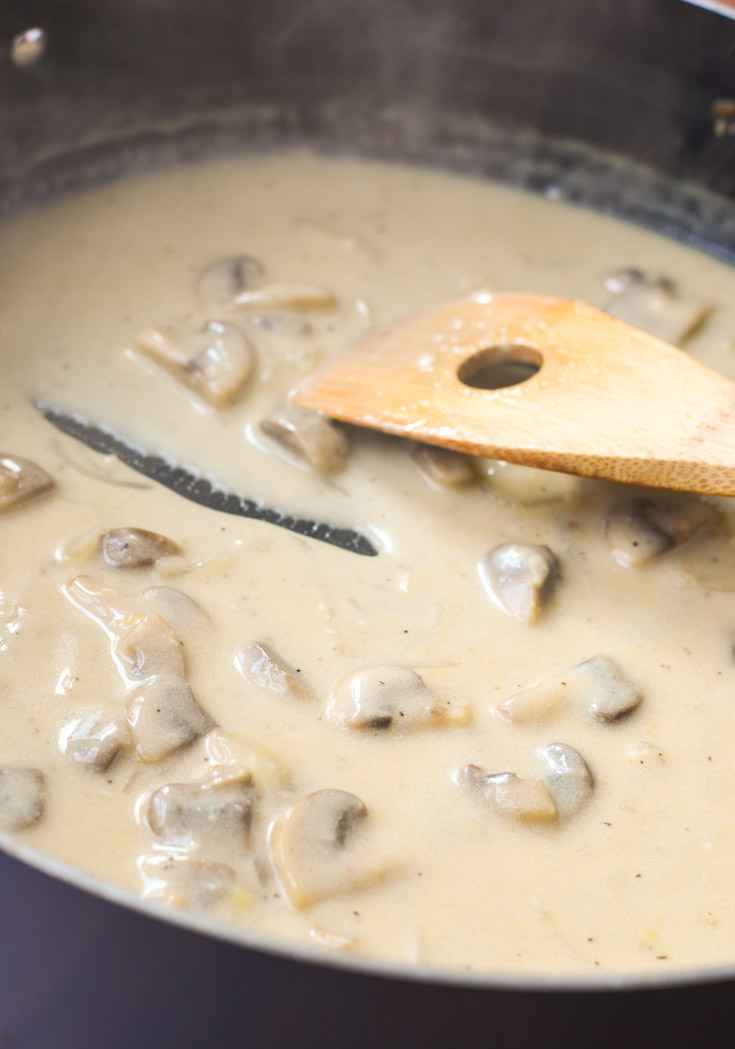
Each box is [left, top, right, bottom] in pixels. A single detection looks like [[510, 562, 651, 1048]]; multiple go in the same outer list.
[[2, 1, 735, 1046]]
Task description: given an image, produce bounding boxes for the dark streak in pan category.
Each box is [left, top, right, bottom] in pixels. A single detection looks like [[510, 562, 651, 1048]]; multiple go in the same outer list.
[[38, 404, 378, 557]]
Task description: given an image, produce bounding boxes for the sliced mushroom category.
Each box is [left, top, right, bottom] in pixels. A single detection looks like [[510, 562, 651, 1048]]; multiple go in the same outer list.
[[569, 655, 642, 722], [117, 613, 186, 681], [270, 789, 385, 907], [126, 679, 213, 764], [59, 715, 131, 771], [328, 665, 449, 730], [0, 767, 44, 830], [475, 459, 578, 504], [139, 854, 237, 908], [141, 586, 208, 635], [604, 268, 708, 345], [538, 743, 594, 818], [605, 498, 714, 567], [260, 405, 348, 473], [458, 764, 557, 823], [0, 454, 55, 511], [101, 527, 182, 569], [235, 641, 312, 701], [495, 678, 568, 723], [412, 444, 475, 487], [148, 773, 256, 849], [137, 319, 255, 406], [196, 255, 264, 305], [478, 543, 559, 622]]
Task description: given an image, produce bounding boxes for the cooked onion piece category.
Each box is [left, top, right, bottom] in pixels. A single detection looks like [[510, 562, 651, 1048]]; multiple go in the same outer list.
[[196, 255, 265, 305], [139, 855, 237, 908]]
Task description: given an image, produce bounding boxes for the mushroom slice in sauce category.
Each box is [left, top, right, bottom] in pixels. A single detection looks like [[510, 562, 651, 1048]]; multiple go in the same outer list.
[[235, 641, 312, 701], [59, 715, 131, 771], [478, 543, 559, 622], [260, 405, 348, 473], [117, 613, 186, 680], [127, 680, 213, 764], [605, 498, 714, 567], [141, 586, 208, 635], [0, 454, 54, 511], [538, 743, 594, 818], [101, 527, 182, 569], [475, 459, 578, 504], [137, 319, 255, 406], [604, 268, 709, 345], [569, 655, 642, 722], [148, 773, 256, 849], [458, 765, 557, 823], [63, 578, 213, 763], [139, 855, 237, 908], [0, 767, 44, 830], [196, 255, 265, 306], [270, 789, 385, 907], [328, 665, 446, 731], [412, 444, 475, 487]]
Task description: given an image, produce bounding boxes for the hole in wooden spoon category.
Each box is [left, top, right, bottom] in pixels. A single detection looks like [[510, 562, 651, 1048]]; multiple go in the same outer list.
[[458, 345, 542, 390]]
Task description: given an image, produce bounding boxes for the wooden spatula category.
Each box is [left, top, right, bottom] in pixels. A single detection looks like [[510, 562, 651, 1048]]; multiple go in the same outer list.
[[292, 292, 735, 496]]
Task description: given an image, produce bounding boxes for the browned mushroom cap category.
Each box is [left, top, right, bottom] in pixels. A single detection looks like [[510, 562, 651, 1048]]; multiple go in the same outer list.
[[478, 543, 559, 622], [412, 444, 475, 487], [538, 743, 594, 818], [270, 789, 385, 907], [0, 454, 54, 511], [196, 255, 265, 305], [570, 655, 642, 723], [101, 527, 182, 569], [0, 767, 45, 829], [260, 405, 348, 473], [148, 773, 256, 849], [126, 679, 214, 764], [137, 319, 255, 406], [604, 268, 709, 345], [59, 715, 131, 771], [457, 764, 557, 823], [235, 641, 312, 701], [605, 498, 714, 568], [327, 665, 449, 731]]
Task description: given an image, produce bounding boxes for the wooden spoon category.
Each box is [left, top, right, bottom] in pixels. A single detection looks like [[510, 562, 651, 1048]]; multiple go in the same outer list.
[[292, 292, 735, 496]]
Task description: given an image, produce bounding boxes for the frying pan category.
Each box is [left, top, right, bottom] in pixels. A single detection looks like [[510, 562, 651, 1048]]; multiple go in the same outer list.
[[2, 1, 735, 1045]]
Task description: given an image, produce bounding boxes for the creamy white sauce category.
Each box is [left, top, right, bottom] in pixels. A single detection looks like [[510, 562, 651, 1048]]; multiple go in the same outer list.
[[2, 150, 735, 976]]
